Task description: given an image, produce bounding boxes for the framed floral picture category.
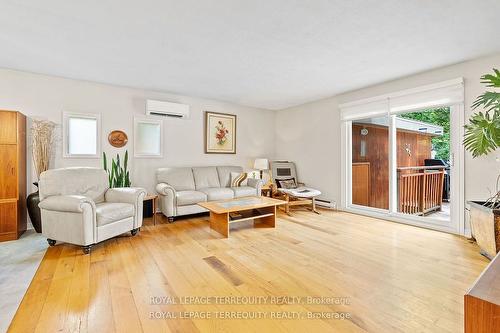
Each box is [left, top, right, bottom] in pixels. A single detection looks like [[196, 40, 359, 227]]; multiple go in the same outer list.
[[204, 111, 237, 154]]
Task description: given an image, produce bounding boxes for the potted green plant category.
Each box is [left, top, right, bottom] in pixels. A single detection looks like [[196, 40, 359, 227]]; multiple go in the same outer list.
[[464, 69, 500, 259], [103, 150, 131, 188]]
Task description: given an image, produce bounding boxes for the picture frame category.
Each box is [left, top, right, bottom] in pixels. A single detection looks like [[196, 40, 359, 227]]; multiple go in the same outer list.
[[204, 111, 237, 154]]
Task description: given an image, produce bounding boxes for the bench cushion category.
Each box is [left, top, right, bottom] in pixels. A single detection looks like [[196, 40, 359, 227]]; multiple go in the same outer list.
[[279, 187, 321, 198]]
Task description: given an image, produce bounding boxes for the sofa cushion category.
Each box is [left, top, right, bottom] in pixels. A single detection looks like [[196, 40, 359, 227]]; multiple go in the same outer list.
[[198, 187, 234, 201], [96, 202, 134, 227], [216, 166, 243, 187], [176, 191, 207, 206], [192, 167, 220, 189], [156, 167, 195, 191], [231, 186, 257, 198]]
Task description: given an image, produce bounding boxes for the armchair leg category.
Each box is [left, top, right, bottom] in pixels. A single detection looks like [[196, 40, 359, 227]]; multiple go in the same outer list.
[[167, 216, 174, 223], [312, 198, 321, 215], [82, 245, 92, 255], [284, 194, 292, 216], [131, 228, 140, 236], [47, 239, 56, 246]]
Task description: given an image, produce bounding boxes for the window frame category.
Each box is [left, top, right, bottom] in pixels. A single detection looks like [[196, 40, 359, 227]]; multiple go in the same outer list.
[[134, 117, 163, 158], [62, 112, 101, 158]]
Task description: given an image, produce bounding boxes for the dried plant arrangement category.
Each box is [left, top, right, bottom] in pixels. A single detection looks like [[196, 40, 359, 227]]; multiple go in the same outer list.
[[31, 119, 56, 179]]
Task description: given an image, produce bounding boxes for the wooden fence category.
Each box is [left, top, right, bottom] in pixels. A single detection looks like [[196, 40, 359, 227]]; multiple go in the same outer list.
[[397, 166, 445, 215]]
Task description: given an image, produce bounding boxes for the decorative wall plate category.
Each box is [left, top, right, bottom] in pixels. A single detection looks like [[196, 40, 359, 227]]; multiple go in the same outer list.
[[108, 130, 128, 148]]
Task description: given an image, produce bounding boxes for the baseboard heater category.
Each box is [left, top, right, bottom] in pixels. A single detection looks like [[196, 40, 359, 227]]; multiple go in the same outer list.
[[315, 199, 337, 209]]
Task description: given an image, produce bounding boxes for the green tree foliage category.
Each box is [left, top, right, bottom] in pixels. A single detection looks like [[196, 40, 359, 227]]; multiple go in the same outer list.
[[399, 107, 450, 160]]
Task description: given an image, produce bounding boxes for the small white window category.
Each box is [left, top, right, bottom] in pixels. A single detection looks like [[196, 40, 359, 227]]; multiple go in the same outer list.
[[63, 112, 101, 158], [134, 117, 163, 157]]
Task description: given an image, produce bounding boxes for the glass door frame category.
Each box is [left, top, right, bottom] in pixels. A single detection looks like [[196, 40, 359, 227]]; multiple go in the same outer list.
[[341, 103, 465, 235]]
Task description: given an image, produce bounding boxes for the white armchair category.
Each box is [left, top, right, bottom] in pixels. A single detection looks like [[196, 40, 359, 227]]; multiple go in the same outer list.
[[38, 167, 146, 254]]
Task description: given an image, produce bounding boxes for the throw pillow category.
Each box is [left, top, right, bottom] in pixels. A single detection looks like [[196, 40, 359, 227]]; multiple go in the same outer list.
[[277, 178, 297, 189], [230, 172, 248, 187]]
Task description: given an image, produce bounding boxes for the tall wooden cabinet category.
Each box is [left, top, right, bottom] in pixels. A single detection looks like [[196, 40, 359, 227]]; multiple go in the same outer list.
[[0, 110, 26, 242]]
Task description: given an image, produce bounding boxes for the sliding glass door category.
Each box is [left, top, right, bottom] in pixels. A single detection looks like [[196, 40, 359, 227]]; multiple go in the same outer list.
[[341, 79, 465, 234]]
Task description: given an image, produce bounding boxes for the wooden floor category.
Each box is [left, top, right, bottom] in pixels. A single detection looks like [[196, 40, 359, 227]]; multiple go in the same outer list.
[[8, 210, 488, 333]]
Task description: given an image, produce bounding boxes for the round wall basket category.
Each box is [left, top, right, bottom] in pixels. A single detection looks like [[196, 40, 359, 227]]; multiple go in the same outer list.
[[108, 130, 128, 148]]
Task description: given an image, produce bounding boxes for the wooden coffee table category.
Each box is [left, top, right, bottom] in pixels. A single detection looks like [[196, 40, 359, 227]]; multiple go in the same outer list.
[[198, 196, 286, 238]]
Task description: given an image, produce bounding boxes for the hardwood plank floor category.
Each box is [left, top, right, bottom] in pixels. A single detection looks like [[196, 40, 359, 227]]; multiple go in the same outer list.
[[8, 210, 488, 333]]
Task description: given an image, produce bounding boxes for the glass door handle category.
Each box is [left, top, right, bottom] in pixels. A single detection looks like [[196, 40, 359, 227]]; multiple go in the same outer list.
[[449, 153, 455, 167]]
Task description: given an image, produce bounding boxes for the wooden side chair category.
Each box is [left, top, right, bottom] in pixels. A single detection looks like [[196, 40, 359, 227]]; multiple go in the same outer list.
[[270, 161, 321, 215]]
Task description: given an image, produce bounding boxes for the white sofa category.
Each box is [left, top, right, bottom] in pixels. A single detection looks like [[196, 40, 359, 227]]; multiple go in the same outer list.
[[156, 166, 263, 221], [38, 167, 146, 254]]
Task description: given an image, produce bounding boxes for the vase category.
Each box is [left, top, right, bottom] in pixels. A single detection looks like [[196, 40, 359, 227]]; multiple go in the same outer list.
[[468, 201, 500, 260], [27, 182, 42, 233]]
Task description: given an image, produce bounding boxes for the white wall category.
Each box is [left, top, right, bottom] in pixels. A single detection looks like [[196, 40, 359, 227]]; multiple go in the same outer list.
[[0, 68, 276, 196], [275, 52, 500, 207], [275, 97, 341, 203], [2, 52, 499, 225]]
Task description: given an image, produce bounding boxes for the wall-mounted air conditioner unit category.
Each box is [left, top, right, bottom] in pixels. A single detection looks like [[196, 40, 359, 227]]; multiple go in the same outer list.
[[146, 99, 190, 119]]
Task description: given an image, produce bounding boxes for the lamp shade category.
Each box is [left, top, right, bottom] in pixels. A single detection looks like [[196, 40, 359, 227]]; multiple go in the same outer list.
[[253, 158, 269, 170]]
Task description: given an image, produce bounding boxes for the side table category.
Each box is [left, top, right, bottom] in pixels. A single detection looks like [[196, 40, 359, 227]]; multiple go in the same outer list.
[[144, 194, 159, 225]]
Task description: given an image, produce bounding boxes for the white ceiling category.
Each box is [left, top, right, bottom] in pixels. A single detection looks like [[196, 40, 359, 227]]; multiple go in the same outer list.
[[1, 1, 500, 110]]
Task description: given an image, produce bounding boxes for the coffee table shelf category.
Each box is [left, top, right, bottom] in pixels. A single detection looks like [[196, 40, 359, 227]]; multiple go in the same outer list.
[[229, 209, 275, 223]]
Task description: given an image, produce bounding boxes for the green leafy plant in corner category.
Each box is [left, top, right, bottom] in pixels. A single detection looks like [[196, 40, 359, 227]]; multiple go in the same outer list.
[[463, 69, 500, 209], [103, 150, 131, 188], [463, 69, 500, 158]]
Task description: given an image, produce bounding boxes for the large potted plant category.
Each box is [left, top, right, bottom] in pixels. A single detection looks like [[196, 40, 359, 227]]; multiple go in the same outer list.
[[464, 68, 500, 259]]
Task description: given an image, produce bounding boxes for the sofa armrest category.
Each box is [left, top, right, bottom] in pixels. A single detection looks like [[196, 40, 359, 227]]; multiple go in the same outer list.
[[156, 183, 176, 217], [247, 178, 264, 188], [106, 187, 146, 229], [105, 187, 147, 204], [39, 195, 95, 213], [247, 178, 265, 195], [156, 183, 176, 196]]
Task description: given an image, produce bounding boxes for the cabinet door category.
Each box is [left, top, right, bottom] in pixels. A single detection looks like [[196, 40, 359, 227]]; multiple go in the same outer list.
[[0, 201, 17, 235], [352, 163, 370, 206], [0, 145, 18, 199], [0, 112, 17, 144]]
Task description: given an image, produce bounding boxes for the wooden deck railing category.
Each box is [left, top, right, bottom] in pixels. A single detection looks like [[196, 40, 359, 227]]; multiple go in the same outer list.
[[397, 166, 445, 215]]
